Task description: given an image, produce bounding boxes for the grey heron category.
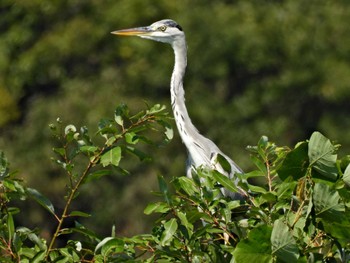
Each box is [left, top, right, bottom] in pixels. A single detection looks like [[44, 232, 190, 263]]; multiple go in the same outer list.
[[112, 19, 247, 199]]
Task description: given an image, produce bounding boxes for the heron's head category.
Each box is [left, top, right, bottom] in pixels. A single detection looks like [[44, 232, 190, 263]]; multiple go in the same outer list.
[[111, 19, 184, 45]]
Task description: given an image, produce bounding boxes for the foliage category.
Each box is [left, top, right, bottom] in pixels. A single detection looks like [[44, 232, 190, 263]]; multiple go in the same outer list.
[[1, 102, 350, 262], [0, 104, 172, 262], [111, 132, 350, 262]]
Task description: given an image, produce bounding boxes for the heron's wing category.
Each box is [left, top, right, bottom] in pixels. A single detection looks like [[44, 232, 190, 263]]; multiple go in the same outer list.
[[188, 135, 242, 175], [186, 136, 214, 167]]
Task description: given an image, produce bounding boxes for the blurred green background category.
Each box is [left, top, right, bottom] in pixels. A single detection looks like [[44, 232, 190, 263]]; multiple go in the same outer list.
[[1, 0, 350, 239]]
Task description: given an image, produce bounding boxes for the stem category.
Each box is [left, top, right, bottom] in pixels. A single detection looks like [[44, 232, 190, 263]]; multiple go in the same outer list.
[[63, 143, 74, 192], [45, 113, 157, 259], [179, 192, 237, 242], [266, 157, 272, 192], [45, 152, 101, 259]]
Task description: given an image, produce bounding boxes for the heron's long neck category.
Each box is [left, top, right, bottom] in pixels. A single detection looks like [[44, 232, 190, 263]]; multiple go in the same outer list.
[[170, 40, 200, 146]]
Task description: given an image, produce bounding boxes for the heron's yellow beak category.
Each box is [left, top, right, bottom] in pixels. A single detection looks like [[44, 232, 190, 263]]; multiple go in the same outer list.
[[111, 27, 153, 36]]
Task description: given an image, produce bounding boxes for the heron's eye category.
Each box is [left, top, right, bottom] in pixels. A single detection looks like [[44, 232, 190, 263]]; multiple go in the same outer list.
[[158, 25, 167, 32]]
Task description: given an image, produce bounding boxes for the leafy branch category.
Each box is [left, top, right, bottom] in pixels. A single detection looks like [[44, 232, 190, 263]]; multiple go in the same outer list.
[[45, 104, 172, 259], [1, 102, 350, 262]]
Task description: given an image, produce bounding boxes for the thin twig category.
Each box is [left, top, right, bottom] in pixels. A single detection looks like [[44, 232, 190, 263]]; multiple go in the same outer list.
[[45, 156, 97, 259], [45, 113, 159, 259]]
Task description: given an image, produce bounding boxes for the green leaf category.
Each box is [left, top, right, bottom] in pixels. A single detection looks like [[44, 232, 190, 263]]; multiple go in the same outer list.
[[147, 104, 166, 115], [114, 103, 129, 126], [20, 247, 37, 259], [125, 146, 151, 161], [144, 202, 170, 215], [164, 125, 173, 141], [312, 183, 344, 218], [278, 142, 309, 181], [80, 145, 99, 154], [177, 211, 193, 234], [187, 209, 210, 224], [69, 211, 91, 217], [250, 155, 267, 174], [242, 170, 265, 179], [156, 119, 173, 142], [125, 132, 139, 144], [13, 227, 47, 254], [260, 192, 277, 203], [158, 175, 171, 204], [174, 176, 199, 196], [232, 225, 273, 263], [276, 179, 297, 200], [115, 115, 123, 126], [16, 227, 46, 250], [52, 147, 65, 158], [158, 175, 168, 195], [343, 164, 350, 187], [308, 132, 338, 181], [105, 135, 118, 146], [72, 221, 100, 241], [215, 153, 232, 174], [211, 170, 239, 193], [27, 188, 56, 216], [191, 224, 214, 240], [160, 218, 178, 246], [98, 119, 118, 135], [57, 247, 80, 261], [206, 227, 224, 234], [100, 147, 121, 167], [321, 215, 350, 246], [31, 251, 46, 263], [7, 212, 15, 242], [3, 179, 25, 197], [96, 237, 125, 256], [313, 184, 350, 245], [271, 219, 299, 263], [246, 184, 268, 194], [258, 135, 269, 150], [84, 170, 111, 183], [0, 151, 9, 179]]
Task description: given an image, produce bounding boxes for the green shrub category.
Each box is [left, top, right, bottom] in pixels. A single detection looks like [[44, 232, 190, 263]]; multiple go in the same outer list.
[[1, 104, 349, 262]]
